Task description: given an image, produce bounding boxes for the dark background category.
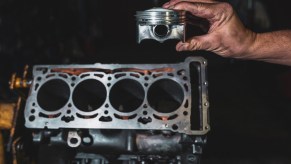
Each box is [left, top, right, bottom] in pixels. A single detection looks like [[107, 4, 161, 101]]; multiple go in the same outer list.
[[0, 0, 291, 163]]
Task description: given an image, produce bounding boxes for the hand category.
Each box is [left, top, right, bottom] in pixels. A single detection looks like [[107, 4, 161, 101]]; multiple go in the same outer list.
[[163, 0, 257, 59]]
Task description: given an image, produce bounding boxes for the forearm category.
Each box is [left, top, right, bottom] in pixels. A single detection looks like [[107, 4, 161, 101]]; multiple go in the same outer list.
[[247, 30, 291, 66], [163, 0, 291, 66]]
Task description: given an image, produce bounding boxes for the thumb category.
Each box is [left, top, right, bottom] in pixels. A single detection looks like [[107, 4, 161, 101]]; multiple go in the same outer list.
[[176, 35, 212, 51]]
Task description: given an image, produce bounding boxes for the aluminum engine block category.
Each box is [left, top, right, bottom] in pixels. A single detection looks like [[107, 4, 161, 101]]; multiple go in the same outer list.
[[24, 57, 209, 136]]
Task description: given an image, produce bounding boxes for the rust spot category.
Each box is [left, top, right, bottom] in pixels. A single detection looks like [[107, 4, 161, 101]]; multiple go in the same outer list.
[[122, 116, 129, 120], [162, 117, 168, 121], [51, 67, 175, 76], [51, 68, 112, 75]]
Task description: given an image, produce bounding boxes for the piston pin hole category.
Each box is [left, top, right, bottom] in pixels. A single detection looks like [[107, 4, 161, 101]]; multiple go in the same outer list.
[[153, 25, 169, 38]]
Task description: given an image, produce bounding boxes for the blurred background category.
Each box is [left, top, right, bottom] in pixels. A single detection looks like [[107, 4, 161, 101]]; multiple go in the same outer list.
[[0, 0, 291, 163]]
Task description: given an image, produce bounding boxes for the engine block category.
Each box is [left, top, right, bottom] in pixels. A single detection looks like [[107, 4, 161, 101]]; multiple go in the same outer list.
[[24, 57, 209, 136]]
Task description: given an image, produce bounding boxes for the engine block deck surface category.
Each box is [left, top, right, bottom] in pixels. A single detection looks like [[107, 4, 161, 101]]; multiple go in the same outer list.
[[24, 57, 209, 135]]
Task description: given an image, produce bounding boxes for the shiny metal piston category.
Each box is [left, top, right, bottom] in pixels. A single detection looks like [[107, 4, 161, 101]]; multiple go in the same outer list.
[[136, 8, 186, 43]]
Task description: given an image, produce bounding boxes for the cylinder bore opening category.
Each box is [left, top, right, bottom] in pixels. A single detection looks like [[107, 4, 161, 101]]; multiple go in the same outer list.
[[109, 79, 145, 113], [148, 79, 184, 113], [153, 25, 169, 38], [37, 79, 70, 112], [72, 79, 107, 112]]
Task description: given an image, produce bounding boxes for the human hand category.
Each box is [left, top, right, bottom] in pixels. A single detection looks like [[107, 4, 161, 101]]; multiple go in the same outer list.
[[163, 0, 257, 59]]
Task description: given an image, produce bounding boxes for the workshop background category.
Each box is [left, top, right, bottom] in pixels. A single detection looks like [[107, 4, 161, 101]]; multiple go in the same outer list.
[[0, 0, 291, 163]]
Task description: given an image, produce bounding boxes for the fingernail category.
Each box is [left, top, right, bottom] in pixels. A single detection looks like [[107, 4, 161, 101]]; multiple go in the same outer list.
[[178, 43, 189, 51], [176, 43, 184, 51], [163, 2, 170, 6], [162, 2, 170, 8]]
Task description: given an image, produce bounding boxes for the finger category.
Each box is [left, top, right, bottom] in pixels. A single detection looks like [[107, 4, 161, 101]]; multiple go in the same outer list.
[[163, 0, 215, 8], [172, 2, 220, 20], [176, 35, 212, 51], [176, 42, 190, 51]]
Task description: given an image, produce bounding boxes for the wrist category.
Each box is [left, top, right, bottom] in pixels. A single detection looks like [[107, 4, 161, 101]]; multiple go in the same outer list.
[[239, 30, 258, 59]]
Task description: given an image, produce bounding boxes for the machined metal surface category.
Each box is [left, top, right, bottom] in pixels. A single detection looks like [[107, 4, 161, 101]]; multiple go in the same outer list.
[[67, 131, 81, 148], [136, 8, 186, 43], [24, 57, 209, 135]]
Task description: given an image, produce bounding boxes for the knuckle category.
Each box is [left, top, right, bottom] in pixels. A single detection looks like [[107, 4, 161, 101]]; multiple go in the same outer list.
[[169, 0, 178, 4], [174, 2, 186, 10], [219, 2, 234, 14], [194, 3, 205, 12], [179, 2, 188, 8], [211, 2, 234, 22]]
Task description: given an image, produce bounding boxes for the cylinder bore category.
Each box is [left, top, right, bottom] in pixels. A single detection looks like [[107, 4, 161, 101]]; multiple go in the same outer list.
[[37, 79, 70, 112], [148, 79, 184, 113], [153, 25, 169, 38], [72, 79, 107, 112], [109, 79, 145, 113]]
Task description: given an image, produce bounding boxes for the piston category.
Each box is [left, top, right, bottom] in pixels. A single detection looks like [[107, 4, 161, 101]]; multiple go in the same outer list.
[[136, 8, 186, 43]]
